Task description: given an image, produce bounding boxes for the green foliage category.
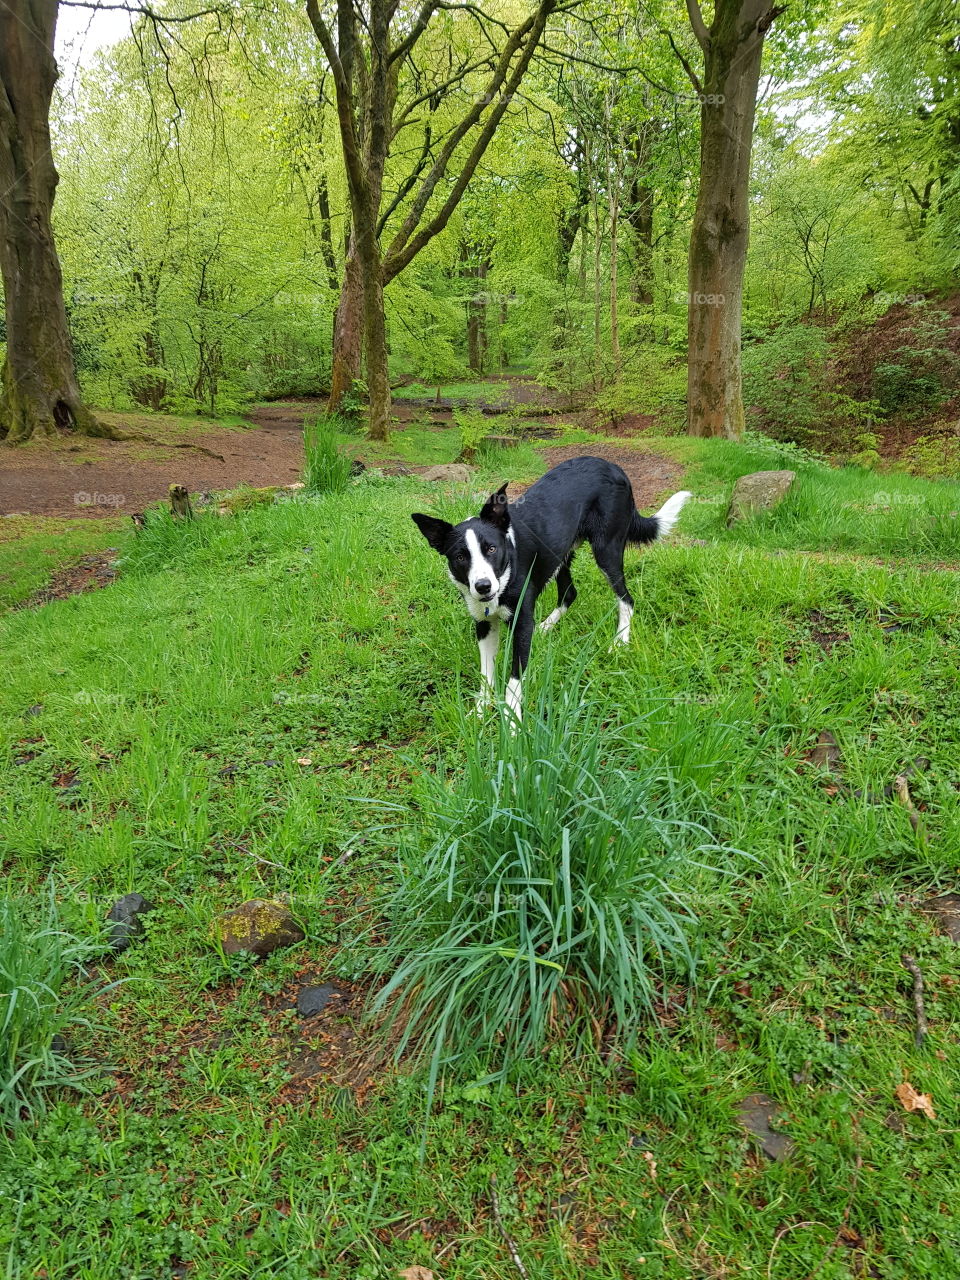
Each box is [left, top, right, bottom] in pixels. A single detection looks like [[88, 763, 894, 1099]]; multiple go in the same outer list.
[[454, 406, 492, 460], [303, 415, 352, 494], [901, 430, 960, 478], [590, 345, 687, 431], [743, 323, 881, 454], [1, 885, 105, 1127], [371, 655, 721, 1100]]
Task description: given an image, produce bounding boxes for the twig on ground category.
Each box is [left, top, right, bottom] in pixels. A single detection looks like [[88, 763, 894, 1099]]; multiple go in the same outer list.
[[489, 1174, 528, 1280], [901, 952, 929, 1048]]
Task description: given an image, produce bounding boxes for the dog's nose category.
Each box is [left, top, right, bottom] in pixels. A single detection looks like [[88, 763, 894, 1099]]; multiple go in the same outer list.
[[475, 579, 492, 595]]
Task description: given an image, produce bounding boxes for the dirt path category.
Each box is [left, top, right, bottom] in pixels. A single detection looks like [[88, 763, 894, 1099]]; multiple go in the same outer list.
[[0, 381, 666, 521], [0, 409, 310, 519], [526, 444, 684, 510]]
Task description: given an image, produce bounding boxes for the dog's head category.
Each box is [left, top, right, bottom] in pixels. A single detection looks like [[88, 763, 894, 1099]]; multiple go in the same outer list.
[[412, 483, 513, 609]]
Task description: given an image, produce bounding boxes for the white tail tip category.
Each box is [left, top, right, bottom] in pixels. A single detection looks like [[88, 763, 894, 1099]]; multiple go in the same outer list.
[[655, 490, 692, 539]]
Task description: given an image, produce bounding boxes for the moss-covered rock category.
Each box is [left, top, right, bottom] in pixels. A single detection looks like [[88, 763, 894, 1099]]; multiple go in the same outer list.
[[213, 898, 305, 957]]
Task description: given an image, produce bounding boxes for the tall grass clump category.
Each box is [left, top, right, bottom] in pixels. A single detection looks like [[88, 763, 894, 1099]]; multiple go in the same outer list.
[[1, 885, 104, 1127], [370, 655, 727, 1099], [303, 414, 352, 494]]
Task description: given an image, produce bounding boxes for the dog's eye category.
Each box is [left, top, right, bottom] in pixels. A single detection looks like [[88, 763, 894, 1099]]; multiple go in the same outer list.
[[455, 551, 468, 562], [481, 543, 494, 556]]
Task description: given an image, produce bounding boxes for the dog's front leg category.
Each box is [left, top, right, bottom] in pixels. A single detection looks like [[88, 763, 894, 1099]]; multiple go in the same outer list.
[[475, 618, 500, 711], [505, 608, 534, 724]]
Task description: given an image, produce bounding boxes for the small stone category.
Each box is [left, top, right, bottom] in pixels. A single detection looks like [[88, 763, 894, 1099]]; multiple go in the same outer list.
[[214, 899, 305, 958], [106, 892, 155, 952], [921, 894, 960, 943], [420, 463, 476, 483], [296, 983, 338, 1016], [726, 470, 796, 526], [736, 1093, 794, 1162], [51, 1033, 69, 1055], [25, 704, 43, 717]]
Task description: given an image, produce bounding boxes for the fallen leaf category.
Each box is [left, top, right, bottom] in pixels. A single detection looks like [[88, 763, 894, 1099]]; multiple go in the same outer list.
[[895, 1081, 935, 1119], [398, 1269, 436, 1280], [296, 757, 312, 766]]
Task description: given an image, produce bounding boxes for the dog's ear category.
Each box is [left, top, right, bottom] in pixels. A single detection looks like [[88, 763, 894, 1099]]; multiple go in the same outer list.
[[411, 512, 453, 554], [479, 482, 510, 532]]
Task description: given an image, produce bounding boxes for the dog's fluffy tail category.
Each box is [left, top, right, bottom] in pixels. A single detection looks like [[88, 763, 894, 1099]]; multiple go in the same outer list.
[[628, 490, 692, 544]]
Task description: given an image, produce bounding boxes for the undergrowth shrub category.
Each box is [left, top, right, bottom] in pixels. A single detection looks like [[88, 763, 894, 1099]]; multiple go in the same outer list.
[[1, 885, 105, 1127], [455, 407, 491, 461], [901, 429, 960, 478], [743, 323, 880, 454], [871, 306, 960, 419], [369, 656, 727, 1103], [303, 414, 352, 494]]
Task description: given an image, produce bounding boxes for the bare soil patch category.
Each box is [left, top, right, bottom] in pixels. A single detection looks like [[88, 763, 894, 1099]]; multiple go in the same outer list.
[[0, 413, 306, 519]]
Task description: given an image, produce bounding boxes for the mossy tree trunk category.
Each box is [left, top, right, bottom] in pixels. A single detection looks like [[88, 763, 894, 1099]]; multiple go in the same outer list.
[[328, 238, 364, 412], [0, 0, 109, 442], [682, 0, 784, 439]]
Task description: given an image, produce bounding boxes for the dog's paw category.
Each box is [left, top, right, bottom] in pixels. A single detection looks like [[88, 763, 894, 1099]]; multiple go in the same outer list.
[[470, 695, 494, 720]]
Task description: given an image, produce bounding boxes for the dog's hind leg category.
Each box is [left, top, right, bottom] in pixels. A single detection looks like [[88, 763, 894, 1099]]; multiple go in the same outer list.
[[505, 608, 535, 723], [539, 556, 577, 633], [592, 539, 634, 646]]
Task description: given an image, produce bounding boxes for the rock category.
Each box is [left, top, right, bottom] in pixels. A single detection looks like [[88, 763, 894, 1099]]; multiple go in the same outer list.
[[106, 892, 155, 952], [296, 983, 339, 1017], [921, 893, 960, 942], [736, 1093, 794, 1162], [805, 729, 841, 772], [25, 704, 43, 717], [726, 470, 796, 526], [420, 463, 476, 483], [214, 899, 305, 957], [51, 1033, 69, 1056]]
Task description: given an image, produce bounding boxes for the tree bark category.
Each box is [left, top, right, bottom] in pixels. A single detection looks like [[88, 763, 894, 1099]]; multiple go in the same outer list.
[[0, 0, 109, 442], [328, 238, 364, 410], [684, 0, 784, 439], [624, 125, 657, 307]]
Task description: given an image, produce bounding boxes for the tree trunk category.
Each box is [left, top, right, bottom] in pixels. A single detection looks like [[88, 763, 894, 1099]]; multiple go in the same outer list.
[[363, 269, 389, 441], [685, 0, 783, 439], [0, 0, 108, 442], [328, 238, 364, 411], [624, 126, 657, 307]]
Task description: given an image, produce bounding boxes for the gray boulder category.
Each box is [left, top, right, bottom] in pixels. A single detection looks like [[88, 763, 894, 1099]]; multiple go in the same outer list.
[[106, 893, 154, 952], [420, 463, 476, 483], [726, 469, 796, 526]]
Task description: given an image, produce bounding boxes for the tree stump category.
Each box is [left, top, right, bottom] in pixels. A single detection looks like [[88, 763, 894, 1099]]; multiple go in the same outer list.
[[169, 484, 194, 519]]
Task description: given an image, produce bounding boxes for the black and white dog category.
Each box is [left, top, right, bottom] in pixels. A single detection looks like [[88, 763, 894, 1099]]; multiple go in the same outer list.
[[412, 456, 690, 719]]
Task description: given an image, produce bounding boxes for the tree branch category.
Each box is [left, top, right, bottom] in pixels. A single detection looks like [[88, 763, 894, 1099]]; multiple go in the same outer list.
[[383, 0, 558, 282], [685, 0, 710, 52]]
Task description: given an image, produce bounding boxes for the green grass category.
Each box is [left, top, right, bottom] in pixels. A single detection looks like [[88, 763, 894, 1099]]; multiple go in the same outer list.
[[2, 443, 960, 1277], [0, 516, 129, 611]]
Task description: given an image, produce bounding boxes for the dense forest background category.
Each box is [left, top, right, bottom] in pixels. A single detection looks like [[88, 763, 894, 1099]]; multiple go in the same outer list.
[[38, 0, 960, 465]]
